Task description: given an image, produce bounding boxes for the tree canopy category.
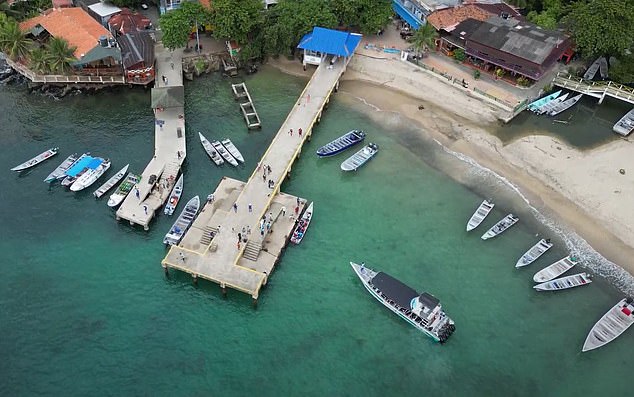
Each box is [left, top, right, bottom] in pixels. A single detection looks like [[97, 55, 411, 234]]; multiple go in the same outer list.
[[210, 0, 263, 43], [330, 0, 392, 35], [159, 2, 211, 50]]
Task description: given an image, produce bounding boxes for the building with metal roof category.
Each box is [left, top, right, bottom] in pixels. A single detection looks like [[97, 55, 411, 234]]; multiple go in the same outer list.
[[118, 31, 155, 85], [297, 27, 362, 68]]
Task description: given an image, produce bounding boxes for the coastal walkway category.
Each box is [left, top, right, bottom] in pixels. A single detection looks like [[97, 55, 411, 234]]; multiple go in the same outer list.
[[116, 44, 186, 229], [553, 72, 634, 105], [162, 58, 349, 302]]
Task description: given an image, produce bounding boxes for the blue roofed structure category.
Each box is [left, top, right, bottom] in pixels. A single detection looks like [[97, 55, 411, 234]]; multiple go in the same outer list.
[[297, 27, 362, 68]]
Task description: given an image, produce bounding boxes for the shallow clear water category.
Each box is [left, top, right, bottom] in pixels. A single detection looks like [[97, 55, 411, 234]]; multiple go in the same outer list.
[[0, 67, 632, 396]]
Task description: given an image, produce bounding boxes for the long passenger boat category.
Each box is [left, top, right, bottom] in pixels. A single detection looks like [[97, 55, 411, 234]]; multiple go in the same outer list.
[[582, 298, 634, 352], [526, 91, 561, 112], [350, 262, 455, 343], [221, 139, 244, 163], [466, 199, 494, 231], [316, 129, 366, 157], [516, 239, 553, 268], [533, 272, 591, 291], [163, 195, 200, 245], [481, 214, 519, 240], [212, 140, 238, 167], [94, 164, 128, 198], [198, 132, 224, 165], [70, 158, 111, 191], [533, 255, 579, 283], [44, 153, 78, 183], [341, 143, 378, 171], [536, 93, 568, 114], [107, 173, 141, 208], [547, 94, 583, 116], [61, 155, 100, 187], [163, 174, 184, 216], [11, 147, 58, 171], [583, 57, 602, 80]]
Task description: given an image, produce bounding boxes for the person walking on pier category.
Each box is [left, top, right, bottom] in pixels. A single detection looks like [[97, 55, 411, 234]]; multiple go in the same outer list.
[[143, 205, 148, 215], [248, 203, 252, 212], [135, 187, 140, 199], [281, 206, 286, 217], [298, 128, 303, 137], [289, 128, 293, 136], [238, 232, 242, 243]]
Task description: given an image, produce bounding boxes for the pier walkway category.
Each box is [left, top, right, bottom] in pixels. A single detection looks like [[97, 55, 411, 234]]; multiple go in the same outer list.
[[162, 58, 348, 300], [553, 72, 634, 105], [116, 44, 186, 229]]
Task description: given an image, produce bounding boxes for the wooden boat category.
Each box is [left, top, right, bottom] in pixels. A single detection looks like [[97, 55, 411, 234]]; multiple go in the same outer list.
[[533, 272, 592, 291], [11, 147, 58, 171], [61, 155, 101, 187], [316, 129, 366, 157], [547, 94, 583, 116], [341, 143, 378, 171], [536, 93, 568, 114], [44, 153, 77, 183], [212, 140, 238, 167], [527, 91, 561, 112], [466, 199, 494, 231], [481, 213, 519, 240], [107, 173, 141, 207], [290, 202, 313, 244], [583, 57, 602, 80], [198, 132, 224, 165], [612, 109, 634, 136], [516, 239, 553, 268], [582, 298, 634, 352], [163, 195, 200, 245], [598, 57, 608, 79], [70, 159, 111, 191], [533, 255, 579, 283], [93, 164, 128, 198], [163, 174, 184, 216], [221, 138, 244, 163]]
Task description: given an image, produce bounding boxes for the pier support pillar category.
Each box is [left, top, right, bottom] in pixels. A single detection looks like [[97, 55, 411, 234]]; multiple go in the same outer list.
[[335, 80, 340, 92], [317, 112, 321, 124], [221, 283, 227, 298], [307, 133, 311, 142], [163, 265, 169, 277], [192, 275, 198, 286], [598, 93, 606, 104], [252, 297, 258, 308]]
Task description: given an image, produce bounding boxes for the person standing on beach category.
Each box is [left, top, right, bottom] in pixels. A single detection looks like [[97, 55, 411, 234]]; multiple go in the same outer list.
[[233, 203, 238, 213]]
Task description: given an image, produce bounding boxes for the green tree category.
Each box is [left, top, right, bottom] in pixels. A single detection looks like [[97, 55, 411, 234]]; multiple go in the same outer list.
[[159, 2, 212, 50], [609, 56, 634, 83], [527, 0, 563, 29], [0, 19, 32, 60], [46, 37, 76, 74], [0, 1, 20, 18], [110, 0, 141, 8], [210, 0, 263, 44], [29, 46, 50, 73], [411, 23, 438, 54], [563, 0, 634, 58], [453, 48, 465, 62], [330, 0, 392, 34]]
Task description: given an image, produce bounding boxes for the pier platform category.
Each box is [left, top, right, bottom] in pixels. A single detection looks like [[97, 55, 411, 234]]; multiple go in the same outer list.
[[232, 82, 262, 129]]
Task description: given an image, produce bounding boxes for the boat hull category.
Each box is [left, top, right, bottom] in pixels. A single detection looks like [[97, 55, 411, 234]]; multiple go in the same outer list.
[[582, 298, 634, 352], [290, 202, 313, 244], [11, 148, 59, 171], [316, 130, 366, 157]]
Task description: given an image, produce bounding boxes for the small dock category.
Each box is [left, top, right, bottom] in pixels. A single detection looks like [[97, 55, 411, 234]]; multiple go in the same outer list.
[[221, 57, 238, 77], [232, 82, 262, 129], [553, 72, 634, 105]]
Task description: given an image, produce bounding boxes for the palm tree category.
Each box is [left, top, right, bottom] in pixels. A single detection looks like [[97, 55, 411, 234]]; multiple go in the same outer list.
[[411, 23, 438, 56], [0, 0, 21, 18], [46, 37, 77, 74], [0, 20, 32, 61], [29, 47, 49, 74]]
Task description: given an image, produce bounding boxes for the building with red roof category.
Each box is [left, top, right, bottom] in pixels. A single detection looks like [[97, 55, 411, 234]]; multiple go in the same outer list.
[[108, 8, 152, 35]]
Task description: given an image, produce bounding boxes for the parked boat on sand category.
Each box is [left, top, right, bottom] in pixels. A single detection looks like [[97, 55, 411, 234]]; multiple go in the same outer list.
[[533, 272, 592, 291], [163, 195, 200, 245], [466, 199, 494, 232], [11, 147, 58, 171], [582, 298, 634, 352], [212, 140, 238, 167], [316, 129, 366, 157], [516, 239, 553, 268], [198, 132, 224, 165], [221, 139, 244, 163], [107, 173, 141, 207], [163, 174, 184, 216], [70, 159, 111, 191], [533, 255, 579, 283], [341, 143, 378, 171], [44, 153, 77, 183], [290, 202, 313, 244], [94, 164, 128, 198], [481, 214, 519, 240]]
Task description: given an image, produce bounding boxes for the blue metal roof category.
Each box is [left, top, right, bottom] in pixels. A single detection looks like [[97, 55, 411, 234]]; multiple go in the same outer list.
[[297, 27, 362, 57], [392, 1, 422, 29]]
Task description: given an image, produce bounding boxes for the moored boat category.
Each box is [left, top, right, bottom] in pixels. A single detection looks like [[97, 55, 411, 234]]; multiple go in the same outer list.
[[582, 298, 634, 352], [70, 158, 111, 191], [212, 140, 238, 167], [60, 155, 100, 187], [163, 174, 184, 216], [612, 109, 634, 136], [221, 139, 244, 163], [93, 164, 128, 198], [290, 202, 313, 244], [350, 262, 455, 343], [516, 238, 553, 268], [583, 57, 602, 80], [536, 93, 569, 114], [527, 91, 561, 112], [598, 57, 608, 79], [341, 143, 378, 171], [533, 255, 579, 283], [198, 132, 224, 165], [481, 213, 519, 240], [533, 272, 592, 291], [466, 199, 494, 231], [107, 173, 141, 207], [44, 153, 77, 183], [11, 147, 58, 171], [163, 195, 200, 245], [547, 94, 583, 116], [316, 129, 366, 157]]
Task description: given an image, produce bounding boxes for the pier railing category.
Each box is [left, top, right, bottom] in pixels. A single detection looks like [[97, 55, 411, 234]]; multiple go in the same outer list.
[[6, 58, 126, 84], [553, 72, 634, 105]]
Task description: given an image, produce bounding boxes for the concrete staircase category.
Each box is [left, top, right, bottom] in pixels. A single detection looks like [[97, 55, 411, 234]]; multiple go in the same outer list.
[[243, 239, 262, 261], [200, 225, 219, 246]]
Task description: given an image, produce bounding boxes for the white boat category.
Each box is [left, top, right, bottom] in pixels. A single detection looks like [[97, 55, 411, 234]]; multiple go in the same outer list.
[[547, 94, 583, 116], [107, 173, 141, 207], [93, 164, 128, 198], [316, 129, 366, 157], [516, 239, 553, 268], [583, 57, 602, 80], [582, 298, 634, 352], [612, 109, 634, 136], [350, 262, 456, 343], [11, 147, 58, 171], [290, 202, 313, 244], [212, 140, 238, 167], [221, 139, 244, 163], [44, 153, 77, 183], [163, 174, 184, 216], [481, 213, 519, 240], [527, 91, 561, 112], [70, 159, 111, 191], [163, 195, 200, 245], [533, 255, 579, 283], [533, 272, 592, 291], [341, 143, 378, 171], [536, 93, 569, 114], [466, 199, 494, 231], [198, 132, 224, 165]]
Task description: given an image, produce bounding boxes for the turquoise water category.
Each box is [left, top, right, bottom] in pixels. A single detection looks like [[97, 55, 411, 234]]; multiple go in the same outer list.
[[1, 67, 632, 396]]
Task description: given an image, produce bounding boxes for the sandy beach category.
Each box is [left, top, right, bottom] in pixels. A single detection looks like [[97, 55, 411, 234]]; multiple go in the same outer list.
[[269, 55, 634, 278]]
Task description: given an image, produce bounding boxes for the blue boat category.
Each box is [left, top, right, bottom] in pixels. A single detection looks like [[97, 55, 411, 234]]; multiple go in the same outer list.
[[61, 155, 104, 187], [316, 130, 366, 157], [527, 90, 561, 112]]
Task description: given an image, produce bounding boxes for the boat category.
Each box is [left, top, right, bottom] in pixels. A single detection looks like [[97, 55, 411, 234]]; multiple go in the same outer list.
[[163, 174, 184, 216], [533, 255, 579, 283], [44, 153, 77, 183], [212, 140, 238, 167], [221, 139, 244, 163], [583, 57, 602, 80], [466, 199, 494, 231], [93, 164, 128, 198], [60, 155, 101, 187], [107, 173, 141, 207], [70, 158, 111, 191], [481, 213, 519, 240], [350, 262, 455, 343], [536, 93, 569, 114], [582, 298, 634, 352], [290, 202, 313, 244], [341, 143, 378, 171], [11, 147, 58, 171], [198, 132, 224, 165], [515, 239, 553, 268], [598, 57, 608, 79], [547, 94, 583, 116], [612, 109, 634, 136], [163, 195, 200, 245], [527, 91, 561, 112], [533, 272, 592, 291], [316, 129, 366, 157]]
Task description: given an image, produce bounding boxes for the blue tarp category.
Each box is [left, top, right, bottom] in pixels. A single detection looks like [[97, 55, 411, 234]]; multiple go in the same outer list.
[[65, 156, 94, 177], [86, 158, 103, 170], [297, 27, 362, 57], [392, 2, 422, 29]]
